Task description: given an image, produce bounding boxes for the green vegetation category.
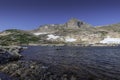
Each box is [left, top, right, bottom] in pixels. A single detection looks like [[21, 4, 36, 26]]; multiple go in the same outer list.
[[0, 29, 40, 46]]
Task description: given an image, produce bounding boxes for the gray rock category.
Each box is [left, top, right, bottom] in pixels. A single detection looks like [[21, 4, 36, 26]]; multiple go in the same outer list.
[[0, 46, 22, 64], [65, 18, 90, 29]]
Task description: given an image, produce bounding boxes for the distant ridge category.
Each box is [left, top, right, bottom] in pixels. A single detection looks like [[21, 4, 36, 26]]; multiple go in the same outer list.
[[1, 18, 120, 45]]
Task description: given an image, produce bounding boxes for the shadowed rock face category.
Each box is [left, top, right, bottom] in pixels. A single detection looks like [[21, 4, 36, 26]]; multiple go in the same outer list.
[[65, 18, 91, 29]]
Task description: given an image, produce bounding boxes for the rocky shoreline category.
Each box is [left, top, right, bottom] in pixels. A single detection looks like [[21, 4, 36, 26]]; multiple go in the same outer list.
[[1, 46, 120, 80], [0, 46, 100, 80], [0, 46, 23, 64], [0, 60, 104, 80], [28, 43, 120, 47]]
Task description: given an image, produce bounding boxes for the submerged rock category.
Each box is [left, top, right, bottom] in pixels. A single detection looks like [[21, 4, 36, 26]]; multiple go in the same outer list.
[[0, 46, 23, 64], [0, 60, 106, 80], [0, 72, 17, 80], [0, 60, 77, 80]]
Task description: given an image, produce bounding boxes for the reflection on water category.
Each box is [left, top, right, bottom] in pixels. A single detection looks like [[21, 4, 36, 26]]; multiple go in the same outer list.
[[22, 46, 120, 79]]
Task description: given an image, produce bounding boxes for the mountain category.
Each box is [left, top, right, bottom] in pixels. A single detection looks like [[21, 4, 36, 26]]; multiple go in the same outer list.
[[1, 18, 120, 46], [31, 18, 105, 44]]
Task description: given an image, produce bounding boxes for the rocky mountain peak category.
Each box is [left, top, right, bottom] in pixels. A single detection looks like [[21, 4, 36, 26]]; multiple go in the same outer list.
[[67, 18, 84, 23], [66, 18, 90, 29]]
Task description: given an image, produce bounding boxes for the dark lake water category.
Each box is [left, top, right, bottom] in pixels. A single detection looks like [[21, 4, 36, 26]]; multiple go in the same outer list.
[[21, 46, 120, 79], [0, 72, 15, 80]]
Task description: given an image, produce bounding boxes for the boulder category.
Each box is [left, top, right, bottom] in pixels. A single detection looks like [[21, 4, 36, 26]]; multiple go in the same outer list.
[[0, 46, 22, 64]]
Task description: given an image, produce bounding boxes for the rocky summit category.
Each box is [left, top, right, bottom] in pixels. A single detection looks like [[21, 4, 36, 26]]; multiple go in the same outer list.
[[33, 18, 93, 32], [1, 18, 120, 46], [65, 18, 92, 29]]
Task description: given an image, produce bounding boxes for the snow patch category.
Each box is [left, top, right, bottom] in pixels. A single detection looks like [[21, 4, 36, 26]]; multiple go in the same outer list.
[[33, 32, 47, 36], [47, 34, 60, 40], [65, 37, 77, 42], [100, 36, 120, 44]]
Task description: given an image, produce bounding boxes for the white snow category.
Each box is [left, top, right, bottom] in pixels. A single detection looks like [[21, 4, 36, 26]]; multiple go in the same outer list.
[[65, 37, 77, 42], [33, 32, 47, 36], [100, 36, 120, 44], [47, 34, 60, 40]]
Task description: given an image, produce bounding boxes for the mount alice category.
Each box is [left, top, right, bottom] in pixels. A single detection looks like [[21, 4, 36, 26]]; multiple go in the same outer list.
[[1, 18, 120, 46]]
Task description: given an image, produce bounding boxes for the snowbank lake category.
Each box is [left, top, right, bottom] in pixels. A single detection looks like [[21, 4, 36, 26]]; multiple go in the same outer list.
[[21, 46, 120, 79]]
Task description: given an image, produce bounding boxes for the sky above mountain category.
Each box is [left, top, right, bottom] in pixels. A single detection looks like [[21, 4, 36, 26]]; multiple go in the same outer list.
[[0, 0, 120, 31]]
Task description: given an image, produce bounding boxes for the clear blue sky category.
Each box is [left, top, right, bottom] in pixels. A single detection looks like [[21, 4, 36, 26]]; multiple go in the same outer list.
[[0, 0, 120, 31]]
